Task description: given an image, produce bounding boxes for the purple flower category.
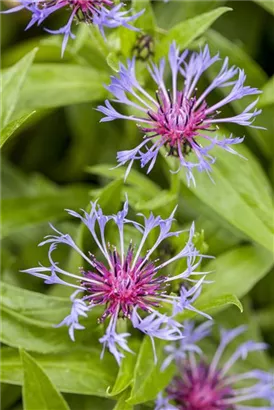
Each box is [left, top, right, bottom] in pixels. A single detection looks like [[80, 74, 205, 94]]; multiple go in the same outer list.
[[98, 43, 263, 185], [22, 199, 210, 364], [157, 322, 274, 409], [3, 0, 144, 56]]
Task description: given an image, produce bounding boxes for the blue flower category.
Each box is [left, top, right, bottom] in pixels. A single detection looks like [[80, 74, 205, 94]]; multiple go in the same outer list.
[[98, 42, 263, 185], [22, 199, 211, 364], [157, 322, 274, 409], [3, 0, 144, 56]]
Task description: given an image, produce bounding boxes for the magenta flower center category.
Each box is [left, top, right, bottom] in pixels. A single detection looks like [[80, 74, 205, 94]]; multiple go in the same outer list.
[[81, 245, 166, 321], [143, 91, 210, 156], [167, 362, 235, 410], [65, 0, 113, 13]]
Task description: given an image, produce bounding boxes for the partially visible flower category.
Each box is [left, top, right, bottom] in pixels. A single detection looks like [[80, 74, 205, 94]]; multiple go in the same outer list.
[[98, 42, 263, 185], [3, 0, 144, 56], [157, 322, 274, 409], [22, 199, 211, 364]]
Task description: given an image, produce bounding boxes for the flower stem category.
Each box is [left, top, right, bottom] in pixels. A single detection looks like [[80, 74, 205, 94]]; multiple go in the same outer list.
[[170, 158, 181, 197]]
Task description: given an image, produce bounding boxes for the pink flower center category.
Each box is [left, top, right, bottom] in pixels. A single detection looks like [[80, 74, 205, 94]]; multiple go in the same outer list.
[[81, 245, 166, 321], [143, 91, 210, 156], [167, 363, 235, 410], [54, 0, 113, 14]]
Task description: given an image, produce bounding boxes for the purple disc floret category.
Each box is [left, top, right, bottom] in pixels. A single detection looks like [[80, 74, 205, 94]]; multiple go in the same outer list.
[[97, 42, 263, 185], [156, 321, 274, 409], [22, 199, 212, 364]]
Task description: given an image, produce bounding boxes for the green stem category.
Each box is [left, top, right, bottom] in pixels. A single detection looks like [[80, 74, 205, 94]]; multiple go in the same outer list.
[[170, 158, 181, 197]]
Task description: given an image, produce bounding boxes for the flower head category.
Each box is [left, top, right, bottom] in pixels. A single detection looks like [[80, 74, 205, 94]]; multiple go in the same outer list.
[[98, 42, 263, 185], [3, 0, 143, 56], [157, 322, 274, 409], [22, 199, 210, 364]]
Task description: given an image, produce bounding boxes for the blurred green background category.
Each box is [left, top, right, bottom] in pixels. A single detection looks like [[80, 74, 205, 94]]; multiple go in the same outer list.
[[1, 1, 274, 409]]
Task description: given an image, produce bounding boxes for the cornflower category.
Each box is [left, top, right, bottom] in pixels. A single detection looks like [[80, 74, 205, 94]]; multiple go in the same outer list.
[[22, 200, 211, 364], [156, 321, 274, 409], [3, 0, 143, 56], [98, 42, 263, 185]]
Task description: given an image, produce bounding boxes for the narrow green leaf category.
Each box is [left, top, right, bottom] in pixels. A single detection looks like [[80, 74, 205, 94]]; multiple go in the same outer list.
[[258, 75, 274, 108], [155, 7, 231, 58], [1, 48, 37, 128], [21, 349, 69, 410], [1, 185, 90, 238], [1, 348, 117, 396], [252, 0, 274, 15], [127, 338, 175, 405], [199, 245, 274, 303], [13, 64, 108, 118], [0, 111, 36, 148]]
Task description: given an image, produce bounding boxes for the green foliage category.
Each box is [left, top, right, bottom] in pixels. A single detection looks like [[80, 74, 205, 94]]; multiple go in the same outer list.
[[1, 49, 38, 129], [155, 7, 232, 58], [252, 0, 274, 16], [21, 350, 70, 410], [168, 142, 274, 252], [1, 0, 274, 408]]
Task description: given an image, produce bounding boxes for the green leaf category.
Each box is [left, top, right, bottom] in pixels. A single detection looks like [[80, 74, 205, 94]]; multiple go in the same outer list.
[[106, 52, 120, 72], [0, 111, 36, 148], [0, 282, 98, 353], [66, 394, 114, 410], [252, 0, 274, 15], [1, 185, 90, 238], [109, 340, 141, 397], [0, 294, 81, 353], [95, 178, 123, 214], [155, 7, 231, 58], [1, 48, 37, 128], [127, 338, 175, 405], [195, 293, 243, 315], [134, 191, 176, 214], [1, 348, 117, 396], [113, 390, 133, 410], [195, 215, 242, 255], [173, 293, 243, 324], [175, 143, 274, 252], [199, 245, 274, 304], [258, 75, 274, 108], [21, 349, 69, 410], [13, 64, 108, 118], [205, 29, 273, 158], [154, 0, 224, 30], [86, 164, 161, 197]]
